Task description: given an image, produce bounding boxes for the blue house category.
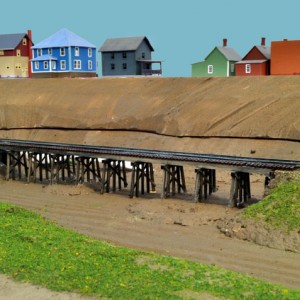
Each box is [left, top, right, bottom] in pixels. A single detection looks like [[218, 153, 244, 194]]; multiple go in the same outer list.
[[31, 28, 97, 78]]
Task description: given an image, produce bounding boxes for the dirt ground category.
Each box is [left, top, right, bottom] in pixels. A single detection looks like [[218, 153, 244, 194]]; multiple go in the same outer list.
[[0, 167, 300, 299]]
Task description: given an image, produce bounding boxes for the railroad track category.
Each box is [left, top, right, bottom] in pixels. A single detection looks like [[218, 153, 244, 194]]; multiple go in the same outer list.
[[0, 139, 299, 172]]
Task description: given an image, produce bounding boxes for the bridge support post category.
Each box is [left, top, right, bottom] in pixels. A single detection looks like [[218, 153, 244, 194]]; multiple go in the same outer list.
[[229, 172, 251, 208], [129, 162, 156, 198], [100, 159, 128, 194], [161, 164, 187, 199], [6, 151, 29, 181], [49, 154, 76, 184], [75, 157, 101, 185], [194, 168, 216, 202]]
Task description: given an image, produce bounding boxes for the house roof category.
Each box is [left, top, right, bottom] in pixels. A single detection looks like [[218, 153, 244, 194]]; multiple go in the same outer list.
[[236, 59, 267, 64], [99, 36, 154, 52], [215, 46, 242, 61], [31, 54, 58, 61], [32, 28, 95, 49], [255, 46, 270, 59], [0, 33, 28, 50]]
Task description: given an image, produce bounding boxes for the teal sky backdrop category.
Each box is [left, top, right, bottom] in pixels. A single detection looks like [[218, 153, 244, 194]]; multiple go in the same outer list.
[[1, 0, 300, 77]]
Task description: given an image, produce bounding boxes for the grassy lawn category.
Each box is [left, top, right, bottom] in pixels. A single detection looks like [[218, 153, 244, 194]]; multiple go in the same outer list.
[[0, 202, 300, 299], [243, 172, 300, 233]]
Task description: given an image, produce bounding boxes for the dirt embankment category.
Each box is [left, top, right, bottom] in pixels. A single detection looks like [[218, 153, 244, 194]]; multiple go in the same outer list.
[[0, 77, 299, 160]]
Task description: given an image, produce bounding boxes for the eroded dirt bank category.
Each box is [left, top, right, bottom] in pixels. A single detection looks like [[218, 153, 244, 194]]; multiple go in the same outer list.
[[0, 77, 299, 160]]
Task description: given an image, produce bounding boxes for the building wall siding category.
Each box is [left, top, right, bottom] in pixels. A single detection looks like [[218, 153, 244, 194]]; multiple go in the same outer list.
[[32, 47, 96, 74], [102, 51, 137, 76], [243, 47, 266, 60], [236, 61, 269, 76], [271, 40, 300, 75], [0, 56, 29, 77], [192, 49, 228, 77]]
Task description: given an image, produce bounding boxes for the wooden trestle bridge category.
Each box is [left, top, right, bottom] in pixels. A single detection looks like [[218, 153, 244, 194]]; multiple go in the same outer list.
[[0, 139, 299, 207]]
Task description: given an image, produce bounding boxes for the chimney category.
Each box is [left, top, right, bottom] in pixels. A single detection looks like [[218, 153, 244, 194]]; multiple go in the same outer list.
[[261, 37, 266, 46], [27, 30, 33, 78], [223, 38, 227, 47]]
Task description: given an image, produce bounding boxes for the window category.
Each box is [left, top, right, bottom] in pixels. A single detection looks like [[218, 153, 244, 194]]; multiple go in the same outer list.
[[123, 63, 127, 70], [16, 50, 21, 57], [245, 64, 251, 74], [60, 48, 66, 56], [111, 63, 115, 70], [48, 48, 52, 55], [230, 63, 235, 73], [22, 38, 27, 45], [122, 52, 127, 58], [51, 61, 56, 70], [88, 60, 92, 70], [60, 60, 66, 70], [44, 61, 49, 69], [208, 65, 213, 74], [37, 49, 42, 56], [111, 53, 115, 59], [74, 60, 81, 69], [15, 63, 21, 69], [142, 52, 145, 59], [35, 61, 39, 70], [75, 47, 79, 56], [0, 50, 4, 55], [88, 48, 92, 57]]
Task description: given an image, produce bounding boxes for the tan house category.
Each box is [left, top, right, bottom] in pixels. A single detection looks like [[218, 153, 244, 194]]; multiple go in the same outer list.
[[0, 30, 33, 78]]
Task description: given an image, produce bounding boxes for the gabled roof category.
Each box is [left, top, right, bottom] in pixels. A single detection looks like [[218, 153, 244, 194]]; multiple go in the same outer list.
[[0, 33, 28, 50], [32, 28, 95, 49], [255, 46, 270, 59], [215, 46, 242, 61], [99, 36, 154, 52]]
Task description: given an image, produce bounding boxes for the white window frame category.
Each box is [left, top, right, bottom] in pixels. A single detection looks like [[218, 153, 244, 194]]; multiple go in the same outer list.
[[34, 61, 39, 70], [208, 65, 213, 74], [44, 61, 49, 70], [74, 60, 81, 70], [88, 60, 92, 70], [22, 38, 27, 45], [37, 49, 42, 56], [60, 60, 66, 70], [75, 47, 79, 57], [16, 50, 21, 57], [88, 48, 92, 57], [48, 48, 52, 55], [60, 47, 66, 56], [51, 61, 56, 70], [245, 64, 251, 74]]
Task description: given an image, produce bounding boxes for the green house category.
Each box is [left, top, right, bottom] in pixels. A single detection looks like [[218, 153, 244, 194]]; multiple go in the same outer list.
[[192, 39, 241, 77]]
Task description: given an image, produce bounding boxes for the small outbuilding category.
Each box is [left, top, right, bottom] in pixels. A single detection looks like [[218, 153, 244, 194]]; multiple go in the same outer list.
[[99, 36, 162, 76], [0, 30, 33, 78], [191, 39, 241, 77], [235, 38, 270, 76], [31, 28, 97, 78], [271, 39, 300, 75]]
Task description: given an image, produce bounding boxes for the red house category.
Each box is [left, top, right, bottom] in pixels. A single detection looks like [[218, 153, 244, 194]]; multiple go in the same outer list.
[[235, 38, 270, 76], [271, 39, 300, 75], [0, 30, 33, 78]]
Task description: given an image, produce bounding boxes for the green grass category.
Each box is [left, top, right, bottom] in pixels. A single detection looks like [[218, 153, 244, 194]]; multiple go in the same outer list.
[[243, 174, 300, 232], [0, 202, 300, 299]]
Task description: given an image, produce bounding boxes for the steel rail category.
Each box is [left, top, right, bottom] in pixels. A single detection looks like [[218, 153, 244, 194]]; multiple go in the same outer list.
[[0, 139, 299, 171]]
